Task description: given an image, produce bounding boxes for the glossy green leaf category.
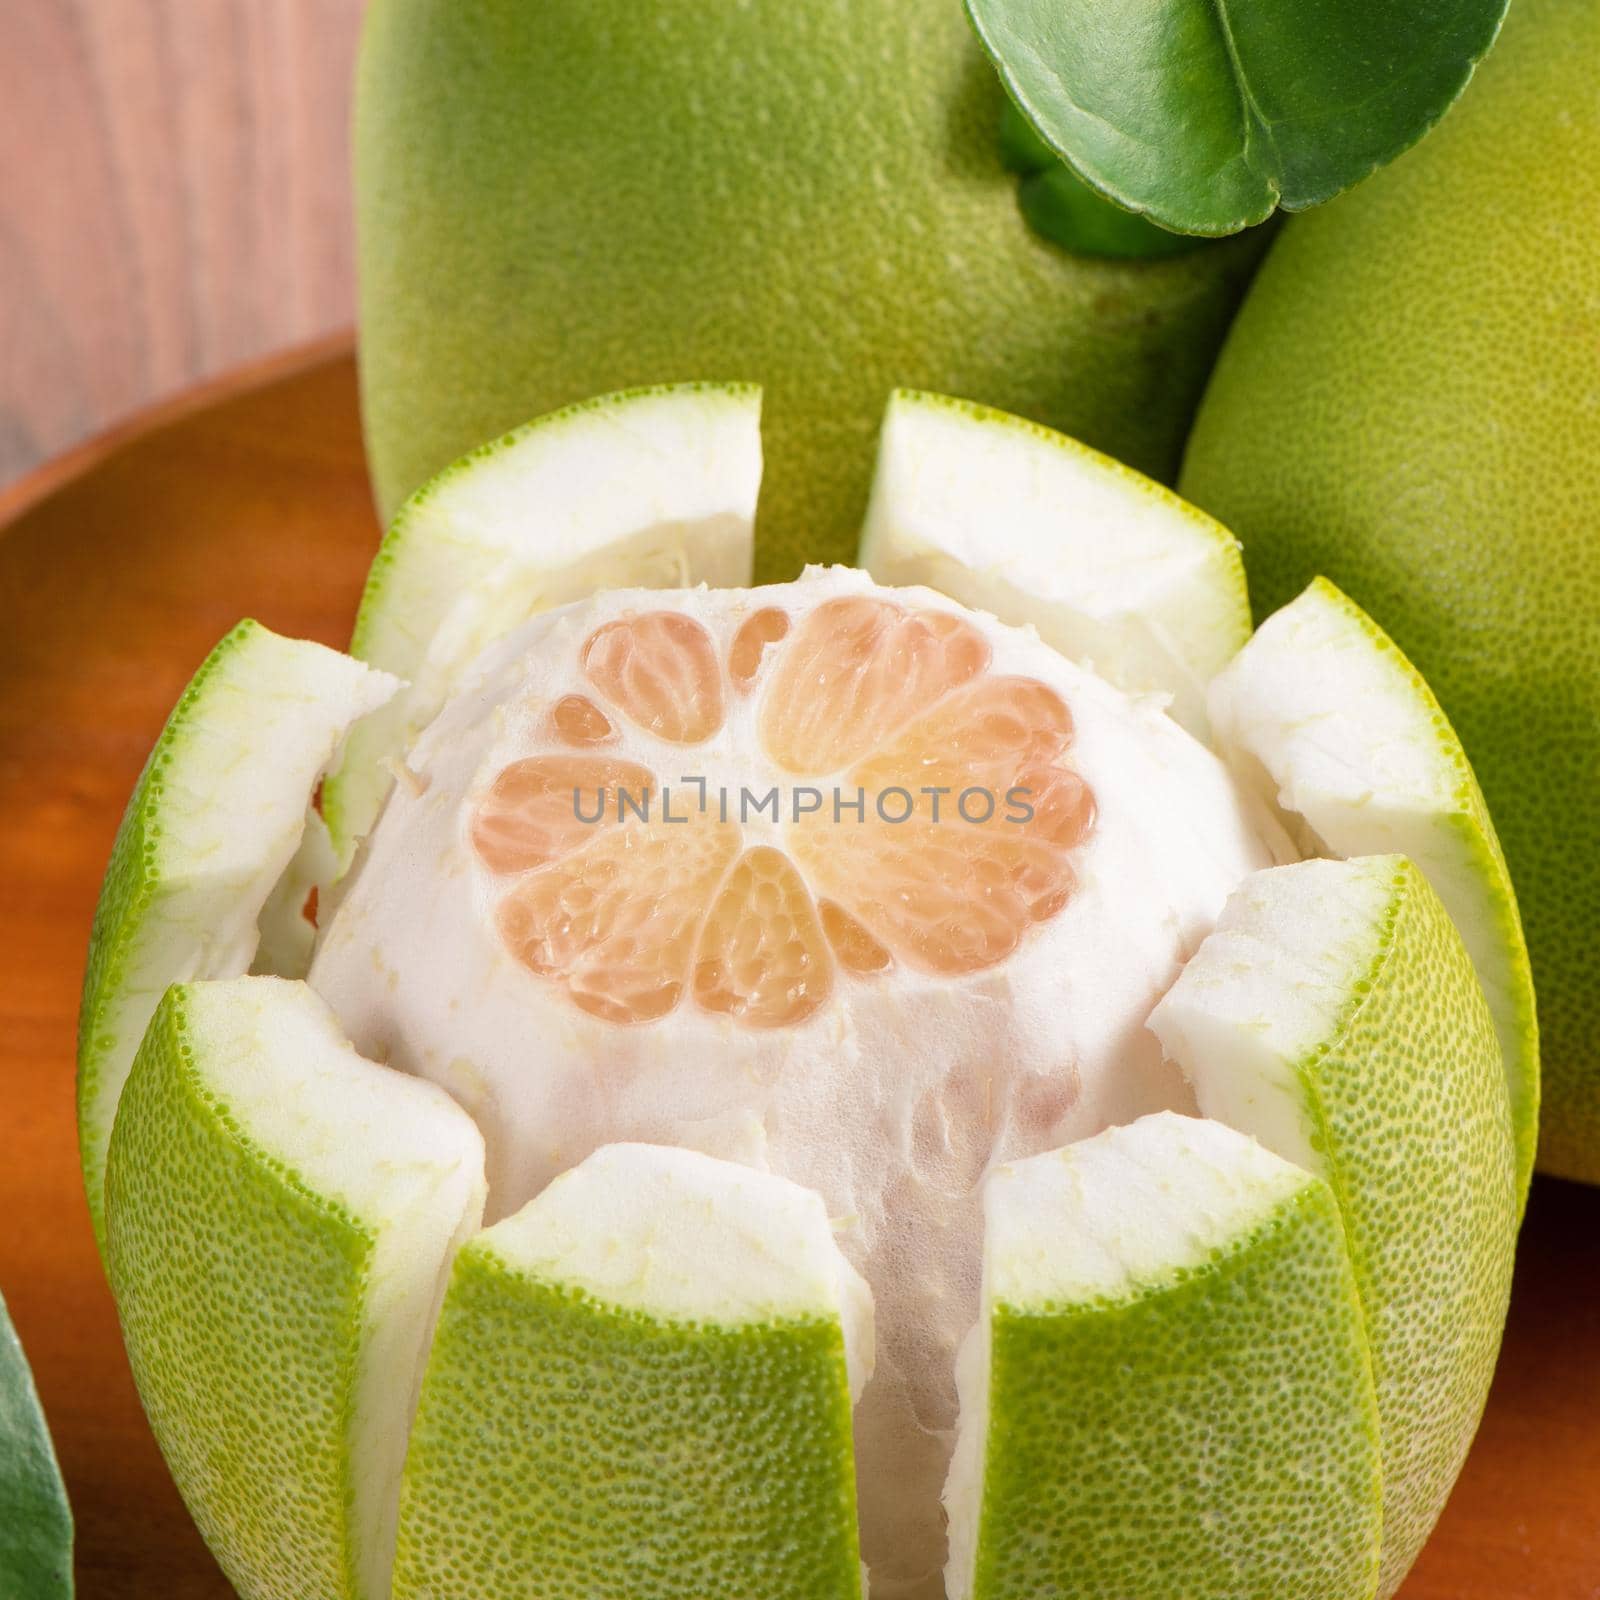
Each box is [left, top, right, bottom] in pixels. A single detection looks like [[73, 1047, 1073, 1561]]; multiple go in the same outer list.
[[999, 101, 1210, 260], [0, 1288, 73, 1600], [969, 0, 1509, 235]]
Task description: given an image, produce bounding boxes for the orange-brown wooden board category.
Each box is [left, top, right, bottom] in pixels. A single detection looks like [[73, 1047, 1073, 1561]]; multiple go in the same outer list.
[[0, 341, 1595, 1598]]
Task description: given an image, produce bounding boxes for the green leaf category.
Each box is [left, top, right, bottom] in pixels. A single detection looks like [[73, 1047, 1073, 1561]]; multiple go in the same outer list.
[[968, 0, 1510, 235], [999, 101, 1211, 260], [0, 1288, 73, 1600]]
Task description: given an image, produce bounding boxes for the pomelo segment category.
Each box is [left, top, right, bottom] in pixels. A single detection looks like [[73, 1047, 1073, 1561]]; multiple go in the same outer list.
[[1150, 856, 1517, 1596], [1206, 578, 1538, 1202], [858, 391, 1251, 738], [104, 977, 485, 1600], [77, 621, 398, 1249], [323, 384, 761, 862], [944, 1112, 1382, 1600], [391, 1144, 869, 1600]]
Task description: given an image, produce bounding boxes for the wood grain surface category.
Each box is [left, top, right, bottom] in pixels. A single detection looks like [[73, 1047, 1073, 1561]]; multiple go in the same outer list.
[[0, 0, 365, 492], [0, 346, 1596, 1598]]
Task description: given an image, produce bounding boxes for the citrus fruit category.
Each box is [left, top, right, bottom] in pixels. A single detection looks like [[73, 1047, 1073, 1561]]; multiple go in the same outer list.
[[1206, 579, 1538, 1202], [945, 1112, 1382, 1600], [1179, 0, 1598, 1182], [105, 977, 487, 1600], [310, 562, 1279, 1593], [76, 622, 397, 1249], [85, 387, 1525, 1600], [1151, 855, 1517, 1595], [0, 1289, 72, 1600], [393, 1143, 870, 1599], [354, 0, 1268, 577]]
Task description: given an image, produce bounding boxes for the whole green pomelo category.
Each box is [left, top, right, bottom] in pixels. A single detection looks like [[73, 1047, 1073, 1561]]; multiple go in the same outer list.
[[355, 0, 1265, 580], [1181, 0, 1597, 1182]]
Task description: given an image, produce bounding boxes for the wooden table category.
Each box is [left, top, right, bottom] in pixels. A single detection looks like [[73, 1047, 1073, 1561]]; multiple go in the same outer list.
[[0, 343, 1596, 1597]]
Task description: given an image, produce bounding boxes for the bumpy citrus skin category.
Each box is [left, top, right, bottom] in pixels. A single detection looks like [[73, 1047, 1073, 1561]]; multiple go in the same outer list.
[[950, 1116, 1382, 1600], [393, 1148, 863, 1600], [1180, 0, 1600, 1181], [1153, 857, 1518, 1597], [355, 0, 1267, 576]]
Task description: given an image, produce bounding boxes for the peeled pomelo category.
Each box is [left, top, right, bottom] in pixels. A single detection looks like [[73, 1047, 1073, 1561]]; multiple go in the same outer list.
[[309, 562, 1281, 1594], [354, 0, 1269, 577], [86, 386, 1527, 1600], [323, 382, 760, 862], [1206, 579, 1538, 1202], [76, 621, 397, 1248], [1179, 0, 1597, 1182], [1150, 855, 1517, 1595], [393, 1143, 869, 1599], [945, 1113, 1382, 1600], [104, 977, 486, 1600], [859, 389, 1250, 739]]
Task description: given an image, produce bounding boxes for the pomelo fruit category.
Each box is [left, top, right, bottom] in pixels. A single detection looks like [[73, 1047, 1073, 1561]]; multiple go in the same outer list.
[[353, 0, 1268, 578], [945, 1112, 1383, 1600], [1179, 0, 1595, 1182], [86, 387, 1526, 1599], [392, 1143, 870, 1599]]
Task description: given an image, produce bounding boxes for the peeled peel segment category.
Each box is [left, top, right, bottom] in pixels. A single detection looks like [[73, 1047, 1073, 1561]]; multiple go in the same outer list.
[[1150, 855, 1518, 1596], [76, 621, 398, 1248], [393, 1144, 868, 1600], [1207, 578, 1539, 1202], [945, 1112, 1383, 1600], [323, 383, 762, 862], [858, 390, 1251, 739], [104, 977, 486, 1600]]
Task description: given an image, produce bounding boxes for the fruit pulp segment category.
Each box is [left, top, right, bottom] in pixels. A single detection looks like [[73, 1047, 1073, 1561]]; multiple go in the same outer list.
[[471, 593, 1097, 1026]]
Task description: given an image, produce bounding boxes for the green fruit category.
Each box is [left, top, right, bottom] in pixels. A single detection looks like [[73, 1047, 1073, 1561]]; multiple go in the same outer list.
[[354, 0, 1267, 579], [393, 1144, 868, 1599], [1179, 0, 1599, 1181], [945, 1112, 1382, 1600], [0, 1289, 73, 1600], [77, 623, 397, 1250], [105, 978, 486, 1600], [1151, 855, 1517, 1595]]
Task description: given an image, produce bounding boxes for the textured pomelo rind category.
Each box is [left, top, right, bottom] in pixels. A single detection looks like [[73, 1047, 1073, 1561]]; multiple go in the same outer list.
[[859, 390, 1251, 738], [0, 1289, 73, 1600], [354, 0, 1268, 580], [1207, 578, 1538, 1202], [945, 1111, 1382, 1600], [1150, 855, 1517, 1597], [1178, 0, 1596, 1183], [392, 1144, 867, 1600], [325, 382, 761, 864], [104, 977, 485, 1600], [77, 621, 398, 1249]]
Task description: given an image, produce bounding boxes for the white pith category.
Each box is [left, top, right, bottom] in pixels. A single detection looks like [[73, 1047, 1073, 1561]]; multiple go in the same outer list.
[[308, 562, 1283, 1595], [171, 977, 487, 1600], [326, 385, 761, 862], [478, 1142, 874, 1401], [80, 623, 398, 1232], [1149, 856, 1403, 1172], [859, 391, 1250, 740], [942, 1112, 1316, 1600], [1206, 580, 1526, 1118]]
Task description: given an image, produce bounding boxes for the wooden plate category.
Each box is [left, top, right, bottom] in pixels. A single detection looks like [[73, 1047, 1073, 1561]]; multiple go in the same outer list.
[[1, 340, 1596, 1597]]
